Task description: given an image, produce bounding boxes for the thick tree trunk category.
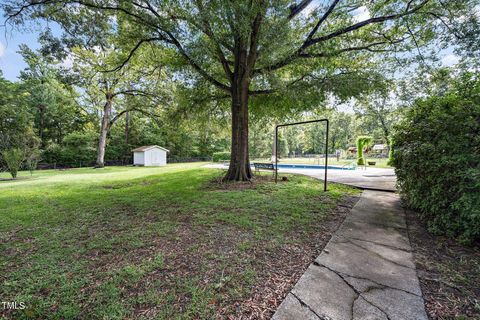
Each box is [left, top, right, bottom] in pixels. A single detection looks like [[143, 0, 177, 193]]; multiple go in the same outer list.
[[223, 19, 262, 181], [223, 37, 255, 183], [224, 79, 252, 181], [96, 95, 112, 168]]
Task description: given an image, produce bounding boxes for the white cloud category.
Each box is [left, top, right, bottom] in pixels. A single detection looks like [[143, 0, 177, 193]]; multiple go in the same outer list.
[[300, 1, 318, 18], [59, 53, 75, 68], [441, 54, 460, 67], [0, 42, 5, 58], [352, 6, 371, 22]]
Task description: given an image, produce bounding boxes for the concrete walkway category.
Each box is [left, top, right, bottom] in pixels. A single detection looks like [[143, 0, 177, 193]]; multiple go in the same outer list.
[[273, 190, 427, 320]]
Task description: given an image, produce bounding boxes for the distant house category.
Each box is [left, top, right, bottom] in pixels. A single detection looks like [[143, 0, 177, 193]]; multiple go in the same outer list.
[[132, 145, 169, 166], [371, 144, 388, 156]]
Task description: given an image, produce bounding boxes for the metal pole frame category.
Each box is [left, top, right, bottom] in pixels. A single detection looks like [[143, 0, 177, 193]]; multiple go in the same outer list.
[[275, 119, 329, 192]]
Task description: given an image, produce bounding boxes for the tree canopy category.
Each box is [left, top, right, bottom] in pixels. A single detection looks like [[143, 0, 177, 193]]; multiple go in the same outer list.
[[4, 0, 476, 179]]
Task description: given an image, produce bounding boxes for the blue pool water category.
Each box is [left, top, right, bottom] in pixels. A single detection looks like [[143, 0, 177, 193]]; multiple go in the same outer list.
[[271, 163, 353, 170], [222, 163, 354, 170]]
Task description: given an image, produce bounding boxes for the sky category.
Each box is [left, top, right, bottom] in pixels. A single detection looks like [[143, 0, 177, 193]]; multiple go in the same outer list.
[[0, 7, 64, 81], [0, 4, 460, 82]]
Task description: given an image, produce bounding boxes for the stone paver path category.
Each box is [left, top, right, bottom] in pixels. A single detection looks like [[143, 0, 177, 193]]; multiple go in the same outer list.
[[273, 190, 427, 320]]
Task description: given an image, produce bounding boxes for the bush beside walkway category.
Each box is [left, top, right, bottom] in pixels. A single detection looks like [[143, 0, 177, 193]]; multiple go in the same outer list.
[[393, 73, 480, 243]]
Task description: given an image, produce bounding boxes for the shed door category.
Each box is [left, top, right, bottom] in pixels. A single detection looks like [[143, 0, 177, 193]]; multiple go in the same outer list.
[[134, 152, 144, 165], [150, 150, 160, 165]]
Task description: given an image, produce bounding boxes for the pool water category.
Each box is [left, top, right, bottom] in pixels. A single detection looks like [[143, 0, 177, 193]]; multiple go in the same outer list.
[[222, 163, 355, 170], [271, 163, 353, 170]]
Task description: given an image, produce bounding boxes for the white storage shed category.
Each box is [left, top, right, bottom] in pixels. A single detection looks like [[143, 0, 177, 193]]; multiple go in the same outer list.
[[132, 145, 169, 166]]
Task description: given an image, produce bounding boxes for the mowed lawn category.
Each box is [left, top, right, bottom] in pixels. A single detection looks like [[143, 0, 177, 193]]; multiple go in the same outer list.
[[0, 163, 359, 319]]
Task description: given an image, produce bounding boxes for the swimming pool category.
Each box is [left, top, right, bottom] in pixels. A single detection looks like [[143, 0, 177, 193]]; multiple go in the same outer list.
[[271, 163, 354, 170], [221, 163, 354, 170], [221, 163, 355, 170]]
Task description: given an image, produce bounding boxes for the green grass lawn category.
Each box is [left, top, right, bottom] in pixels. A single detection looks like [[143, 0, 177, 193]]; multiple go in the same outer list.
[[0, 163, 359, 319]]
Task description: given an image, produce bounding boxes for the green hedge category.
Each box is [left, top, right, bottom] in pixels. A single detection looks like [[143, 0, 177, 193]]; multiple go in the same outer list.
[[392, 76, 480, 244], [212, 151, 230, 162]]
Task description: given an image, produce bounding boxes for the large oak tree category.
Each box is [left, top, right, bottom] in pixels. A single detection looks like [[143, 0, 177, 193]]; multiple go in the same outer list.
[[72, 46, 168, 167], [4, 0, 473, 180]]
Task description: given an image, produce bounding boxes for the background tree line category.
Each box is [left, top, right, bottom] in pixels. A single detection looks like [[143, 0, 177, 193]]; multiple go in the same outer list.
[[0, 40, 232, 171], [4, 0, 476, 180], [0, 38, 475, 174], [0, 24, 402, 173]]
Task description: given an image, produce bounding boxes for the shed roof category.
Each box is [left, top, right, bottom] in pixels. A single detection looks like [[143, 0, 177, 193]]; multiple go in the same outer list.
[[372, 144, 386, 150], [132, 145, 169, 153]]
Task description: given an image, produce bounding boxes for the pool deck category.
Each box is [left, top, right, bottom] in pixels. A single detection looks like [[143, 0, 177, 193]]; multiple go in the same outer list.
[[280, 166, 396, 192], [204, 164, 396, 192]]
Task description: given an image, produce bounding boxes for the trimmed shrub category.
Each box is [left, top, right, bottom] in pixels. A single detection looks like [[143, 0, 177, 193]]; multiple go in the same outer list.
[[212, 151, 230, 162], [2, 148, 25, 179], [356, 136, 373, 165], [392, 78, 480, 244]]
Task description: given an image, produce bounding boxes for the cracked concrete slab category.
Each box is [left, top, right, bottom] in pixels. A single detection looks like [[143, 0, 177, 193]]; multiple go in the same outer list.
[[272, 293, 321, 320], [362, 287, 428, 320], [352, 296, 388, 320], [317, 238, 420, 295], [338, 236, 415, 269], [290, 264, 357, 320], [273, 190, 427, 320]]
